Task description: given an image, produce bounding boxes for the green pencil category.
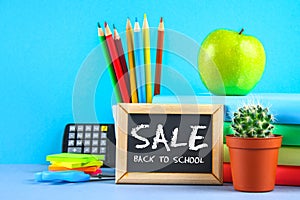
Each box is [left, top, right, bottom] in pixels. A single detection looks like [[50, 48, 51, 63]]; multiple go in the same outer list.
[[98, 22, 121, 103]]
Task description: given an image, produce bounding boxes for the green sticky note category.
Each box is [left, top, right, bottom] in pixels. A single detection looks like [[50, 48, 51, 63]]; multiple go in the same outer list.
[[46, 153, 103, 163]]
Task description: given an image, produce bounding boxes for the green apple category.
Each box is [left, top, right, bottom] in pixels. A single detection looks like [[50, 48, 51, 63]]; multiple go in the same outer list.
[[198, 29, 266, 96]]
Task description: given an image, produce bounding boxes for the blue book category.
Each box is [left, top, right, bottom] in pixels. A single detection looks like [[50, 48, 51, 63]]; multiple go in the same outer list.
[[152, 93, 300, 125]]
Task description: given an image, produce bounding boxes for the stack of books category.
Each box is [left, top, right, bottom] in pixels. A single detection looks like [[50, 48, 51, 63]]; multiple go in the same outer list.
[[153, 93, 300, 186]]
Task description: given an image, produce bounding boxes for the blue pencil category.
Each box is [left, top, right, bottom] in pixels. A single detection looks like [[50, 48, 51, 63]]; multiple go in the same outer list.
[[134, 17, 146, 103]]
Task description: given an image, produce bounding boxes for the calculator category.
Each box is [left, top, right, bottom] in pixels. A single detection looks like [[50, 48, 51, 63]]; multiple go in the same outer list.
[[62, 124, 116, 168]]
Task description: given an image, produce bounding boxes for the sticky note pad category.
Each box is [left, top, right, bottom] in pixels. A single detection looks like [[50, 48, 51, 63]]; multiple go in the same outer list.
[[48, 165, 100, 173], [50, 160, 103, 169], [101, 125, 108, 132], [46, 153, 101, 163]]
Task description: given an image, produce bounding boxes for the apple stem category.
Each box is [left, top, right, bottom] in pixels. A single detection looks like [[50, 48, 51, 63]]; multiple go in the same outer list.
[[239, 28, 244, 35]]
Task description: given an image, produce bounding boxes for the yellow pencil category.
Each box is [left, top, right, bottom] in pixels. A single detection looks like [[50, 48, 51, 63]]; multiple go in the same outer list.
[[142, 14, 152, 103], [126, 18, 138, 103]]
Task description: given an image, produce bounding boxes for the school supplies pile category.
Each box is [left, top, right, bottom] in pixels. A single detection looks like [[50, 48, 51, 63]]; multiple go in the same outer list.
[[152, 93, 300, 186], [35, 153, 116, 183], [46, 153, 103, 175], [98, 14, 164, 103]]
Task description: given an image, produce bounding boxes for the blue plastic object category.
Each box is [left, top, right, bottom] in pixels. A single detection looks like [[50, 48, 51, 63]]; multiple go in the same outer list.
[[35, 171, 90, 182]]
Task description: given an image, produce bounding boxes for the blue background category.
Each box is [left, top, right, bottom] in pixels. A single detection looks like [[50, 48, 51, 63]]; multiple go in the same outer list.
[[0, 0, 299, 164]]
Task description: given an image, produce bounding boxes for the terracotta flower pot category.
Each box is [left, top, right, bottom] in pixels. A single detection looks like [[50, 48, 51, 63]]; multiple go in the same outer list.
[[226, 134, 282, 192]]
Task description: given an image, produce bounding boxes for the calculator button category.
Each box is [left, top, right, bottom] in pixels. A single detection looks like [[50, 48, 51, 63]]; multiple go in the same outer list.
[[77, 132, 83, 139], [92, 140, 99, 146], [100, 140, 106, 146], [85, 125, 92, 131], [69, 125, 76, 132], [85, 132, 91, 139], [84, 147, 90, 153], [101, 126, 108, 132], [93, 132, 99, 139], [84, 140, 91, 146], [68, 140, 75, 146], [76, 140, 83, 146], [92, 147, 98, 154], [69, 133, 75, 139], [100, 147, 106, 154], [77, 125, 84, 131], [68, 147, 82, 153], [101, 132, 107, 139], [93, 125, 100, 132]]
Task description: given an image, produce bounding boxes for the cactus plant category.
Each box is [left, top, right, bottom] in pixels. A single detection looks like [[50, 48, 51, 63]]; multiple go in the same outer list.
[[231, 104, 275, 138]]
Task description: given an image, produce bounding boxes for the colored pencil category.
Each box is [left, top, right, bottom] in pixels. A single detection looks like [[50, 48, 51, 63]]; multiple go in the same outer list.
[[97, 23, 121, 103], [113, 25, 131, 100], [104, 22, 130, 103], [126, 18, 139, 103], [134, 17, 146, 103], [142, 14, 152, 103], [154, 17, 164, 96]]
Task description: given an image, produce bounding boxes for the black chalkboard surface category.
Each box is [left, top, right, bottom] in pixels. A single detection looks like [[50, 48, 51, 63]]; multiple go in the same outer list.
[[127, 114, 212, 173], [116, 104, 223, 185]]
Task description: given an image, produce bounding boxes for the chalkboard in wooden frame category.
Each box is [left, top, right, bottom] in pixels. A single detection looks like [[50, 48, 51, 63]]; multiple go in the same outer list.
[[115, 103, 223, 184]]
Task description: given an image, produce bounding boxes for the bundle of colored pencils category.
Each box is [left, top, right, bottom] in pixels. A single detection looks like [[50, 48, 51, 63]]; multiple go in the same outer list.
[[98, 14, 164, 103]]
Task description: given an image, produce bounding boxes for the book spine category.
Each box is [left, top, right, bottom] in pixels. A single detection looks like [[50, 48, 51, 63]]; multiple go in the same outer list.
[[224, 144, 300, 166], [224, 122, 300, 146], [224, 163, 300, 186], [152, 94, 300, 124]]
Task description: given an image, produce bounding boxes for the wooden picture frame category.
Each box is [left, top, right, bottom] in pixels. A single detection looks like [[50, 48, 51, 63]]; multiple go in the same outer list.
[[115, 103, 223, 184]]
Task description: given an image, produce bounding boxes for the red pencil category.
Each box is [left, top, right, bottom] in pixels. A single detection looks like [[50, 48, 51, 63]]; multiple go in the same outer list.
[[104, 22, 130, 103], [154, 17, 164, 96], [113, 25, 131, 100]]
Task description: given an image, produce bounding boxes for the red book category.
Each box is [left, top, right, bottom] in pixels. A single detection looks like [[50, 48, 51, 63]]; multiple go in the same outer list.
[[224, 163, 300, 186], [104, 22, 130, 103]]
